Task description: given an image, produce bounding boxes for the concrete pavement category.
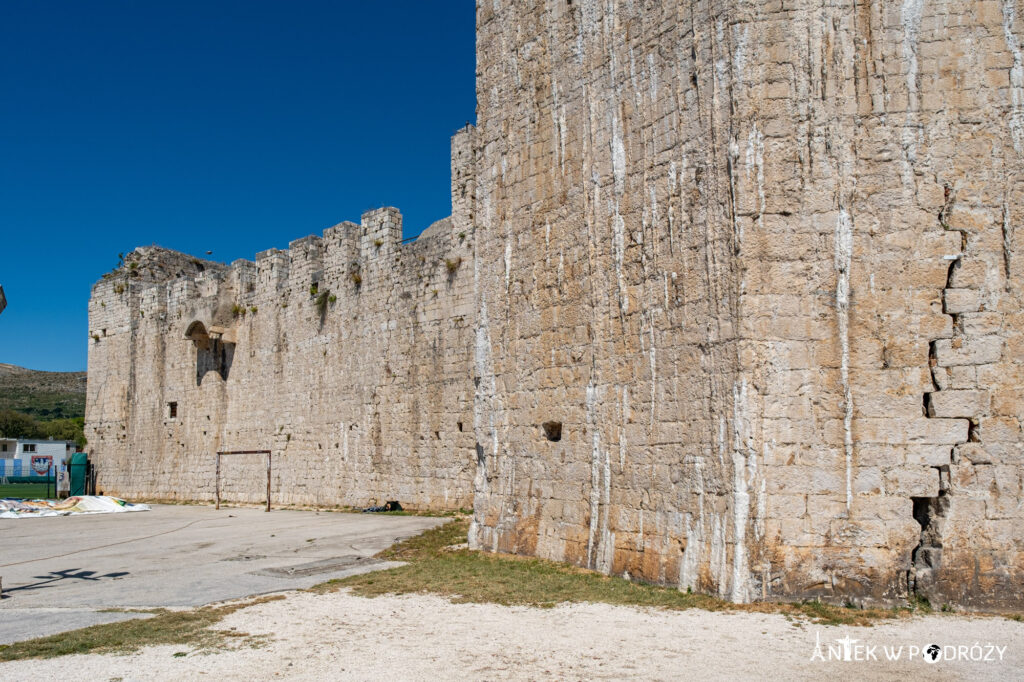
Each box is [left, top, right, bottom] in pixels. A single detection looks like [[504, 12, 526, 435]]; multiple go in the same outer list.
[[0, 504, 445, 644]]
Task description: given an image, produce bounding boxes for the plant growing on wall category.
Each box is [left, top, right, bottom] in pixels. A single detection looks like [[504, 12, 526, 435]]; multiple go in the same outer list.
[[315, 289, 331, 316], [445, 257, 462, 273], [231, 303, 244, 317], [349, 261, 363, 289]]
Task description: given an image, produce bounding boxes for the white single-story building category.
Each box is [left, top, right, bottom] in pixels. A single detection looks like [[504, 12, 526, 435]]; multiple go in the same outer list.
[[0, 438, 77, 477]]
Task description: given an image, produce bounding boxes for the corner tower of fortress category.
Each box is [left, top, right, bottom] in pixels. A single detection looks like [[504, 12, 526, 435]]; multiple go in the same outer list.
[[468, 0, 1024, 611], [87, 2, 1024, 611]]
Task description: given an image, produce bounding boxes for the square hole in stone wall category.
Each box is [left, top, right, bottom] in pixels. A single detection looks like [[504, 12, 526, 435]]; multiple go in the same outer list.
[[168, 402, 178, 419], [542, 421, 562, 442]]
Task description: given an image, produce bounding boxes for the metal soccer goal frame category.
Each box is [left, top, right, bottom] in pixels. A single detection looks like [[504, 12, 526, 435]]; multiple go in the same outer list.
[[215, 450, 272, 512]]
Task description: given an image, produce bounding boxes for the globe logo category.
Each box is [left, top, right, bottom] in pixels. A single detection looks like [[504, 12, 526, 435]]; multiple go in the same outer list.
[[925, 644, 942, 663]]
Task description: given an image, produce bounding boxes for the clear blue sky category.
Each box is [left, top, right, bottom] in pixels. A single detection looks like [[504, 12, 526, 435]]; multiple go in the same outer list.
[[0, 1, 476, 372]]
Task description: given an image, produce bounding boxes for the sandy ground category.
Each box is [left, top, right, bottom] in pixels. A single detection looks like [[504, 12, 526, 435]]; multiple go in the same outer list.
[[2, 589, 1021, 681]]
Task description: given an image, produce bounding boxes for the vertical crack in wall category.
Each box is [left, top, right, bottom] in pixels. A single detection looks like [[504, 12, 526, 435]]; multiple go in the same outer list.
[[913, 186, 969, 598], [910, 471, 950, 596], [1003, 194, 1015, 290]]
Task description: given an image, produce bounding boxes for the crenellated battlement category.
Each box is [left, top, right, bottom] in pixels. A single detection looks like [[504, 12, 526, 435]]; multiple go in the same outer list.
[[93, 205, 470, 327], [91, 127, 478, 336]]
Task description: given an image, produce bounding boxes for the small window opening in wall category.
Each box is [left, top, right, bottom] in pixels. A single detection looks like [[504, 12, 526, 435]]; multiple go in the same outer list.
[[457, 421, 463, 432], [168, 402, 178, 419], [23, 444, 36, 453], [542, 421, 562, 442]]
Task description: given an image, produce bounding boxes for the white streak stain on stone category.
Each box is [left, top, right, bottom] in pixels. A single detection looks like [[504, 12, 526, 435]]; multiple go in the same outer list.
[[613, 212, 628, 315], [471, 194, 505, 549], [834, 208, 855, 511], [900, 0, 924, 184], [745, 125, 765, 229], [901, 0, 924, 112], [504, 233, 513, 293], [629, 47, 640, 106], [611, 113, 629, 316], [600, 433, 613, 573], [756, 440, 770, 542], [714, 18, 729, 101], [341, 422, 348, 462], [648, 321, 657, 429], [619, 385, 629, 470], [612, 115, 627, 197], [717, 415, 727, 468], [586, 381, 603, 568], [559, 107, 568, 172], [1003, 0, 1024, 154], [732, 23, 748, 80], [679, 457, 705, 591], [711, 513, 727, 599], [647, 53, 658, 100], [730, 380, 752, 603]]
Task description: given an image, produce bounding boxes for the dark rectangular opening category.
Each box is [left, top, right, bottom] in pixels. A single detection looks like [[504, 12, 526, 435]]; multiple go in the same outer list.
[[542, 421, 562, 442], [168, 402, 178, 419]]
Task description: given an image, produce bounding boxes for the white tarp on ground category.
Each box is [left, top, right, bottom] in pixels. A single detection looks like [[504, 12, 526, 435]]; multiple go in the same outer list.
[[0, 496, 150, 519]]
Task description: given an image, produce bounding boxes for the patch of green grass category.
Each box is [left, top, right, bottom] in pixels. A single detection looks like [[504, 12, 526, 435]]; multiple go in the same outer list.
[[0, 596, 283, 662], [312, 520, 903, 627], [910, 593, 933, 613], [0, 483, 52, 499]]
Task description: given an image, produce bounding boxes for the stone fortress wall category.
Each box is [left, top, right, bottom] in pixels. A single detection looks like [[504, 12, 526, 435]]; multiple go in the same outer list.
[[469, 0, 1024, 611], [86, 130, 478, 510], [88, 2, 1024, 610]]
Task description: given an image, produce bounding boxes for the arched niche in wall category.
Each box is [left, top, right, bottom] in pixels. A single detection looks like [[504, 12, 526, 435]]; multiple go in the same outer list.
[[185, 320, 235, 385]]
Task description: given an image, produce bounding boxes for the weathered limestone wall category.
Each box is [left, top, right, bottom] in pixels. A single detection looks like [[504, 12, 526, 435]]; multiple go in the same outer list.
[[87, 2, 1024, 611], [470, 0, 1024, 610], [731, 0, 1024, 611], [86, 131, 477, 510], [470, 0, 747, 598]]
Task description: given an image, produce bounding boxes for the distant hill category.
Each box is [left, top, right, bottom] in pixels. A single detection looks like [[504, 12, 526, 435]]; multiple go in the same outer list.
[[0, 363, 86, 420]]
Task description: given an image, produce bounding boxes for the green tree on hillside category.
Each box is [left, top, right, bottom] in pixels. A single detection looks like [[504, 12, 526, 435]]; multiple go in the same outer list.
[[0, 409, 85, 448]]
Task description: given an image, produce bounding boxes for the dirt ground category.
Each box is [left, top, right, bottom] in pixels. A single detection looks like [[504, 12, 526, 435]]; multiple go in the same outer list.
[[2, 588, 1021, 681]]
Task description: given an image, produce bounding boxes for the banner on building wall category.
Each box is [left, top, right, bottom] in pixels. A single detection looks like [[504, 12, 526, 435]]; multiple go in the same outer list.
[[30, 455, 53, 475]]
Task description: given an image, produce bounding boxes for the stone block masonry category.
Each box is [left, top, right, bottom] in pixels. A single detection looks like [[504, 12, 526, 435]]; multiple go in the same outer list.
[[468, 0, 1024, 612], [87, 3, 1024, 612], [86, 130, 477, 510]]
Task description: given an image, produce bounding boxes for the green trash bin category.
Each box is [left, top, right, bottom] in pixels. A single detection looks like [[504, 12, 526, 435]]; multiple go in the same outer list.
[[69, 452, 88, 496]]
